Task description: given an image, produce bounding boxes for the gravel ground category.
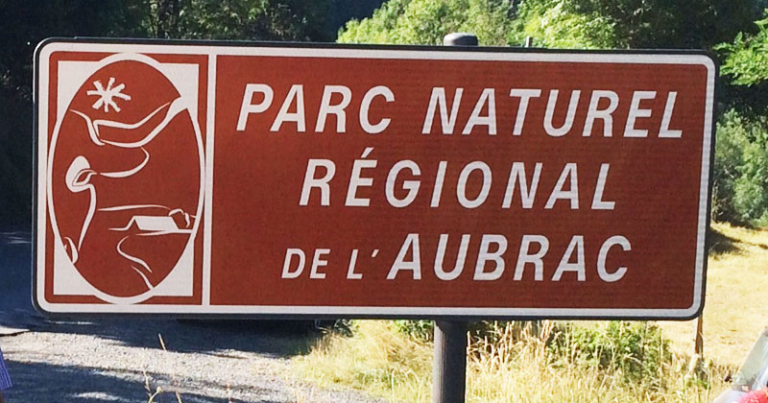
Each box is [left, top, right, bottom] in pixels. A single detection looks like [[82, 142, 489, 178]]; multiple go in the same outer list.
[[1, 319, 384, 403], [0, 231, 385, 403]]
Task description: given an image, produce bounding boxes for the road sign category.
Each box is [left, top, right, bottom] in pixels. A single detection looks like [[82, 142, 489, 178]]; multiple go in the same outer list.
[[34, 39, 715, 318]]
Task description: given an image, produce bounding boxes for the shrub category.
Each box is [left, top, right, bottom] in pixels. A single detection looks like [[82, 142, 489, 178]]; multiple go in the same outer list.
[[394, 320, 434, 341], [713, 110, 748, 222], [547, 322, 671, 385], [297, 320, 726, 403], [713, 109, 768, 225]]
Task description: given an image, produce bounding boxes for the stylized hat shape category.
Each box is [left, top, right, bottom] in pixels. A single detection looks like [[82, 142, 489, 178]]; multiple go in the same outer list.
[[72, 97, 187, 149]]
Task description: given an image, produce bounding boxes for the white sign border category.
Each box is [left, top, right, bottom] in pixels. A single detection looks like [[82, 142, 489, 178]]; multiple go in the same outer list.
[[34, 40, 715, 319]]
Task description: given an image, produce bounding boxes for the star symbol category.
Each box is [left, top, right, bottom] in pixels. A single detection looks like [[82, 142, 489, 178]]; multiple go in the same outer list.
[[86, 77, 131, 113]]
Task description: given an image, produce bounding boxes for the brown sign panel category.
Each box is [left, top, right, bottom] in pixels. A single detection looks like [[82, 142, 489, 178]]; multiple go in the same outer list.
[[34, 40, 715, 318]]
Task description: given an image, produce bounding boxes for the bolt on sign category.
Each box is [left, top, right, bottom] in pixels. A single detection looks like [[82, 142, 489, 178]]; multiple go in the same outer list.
[[34, 40, 715, 318]]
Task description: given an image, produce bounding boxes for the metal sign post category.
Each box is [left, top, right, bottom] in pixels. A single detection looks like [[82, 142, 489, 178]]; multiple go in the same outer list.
[[430, 33, 479, 403], [433, 320, 468, 403]]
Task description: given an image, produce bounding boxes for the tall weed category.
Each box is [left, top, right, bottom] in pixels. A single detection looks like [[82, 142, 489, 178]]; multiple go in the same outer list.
[[295, 320, 729, 403]]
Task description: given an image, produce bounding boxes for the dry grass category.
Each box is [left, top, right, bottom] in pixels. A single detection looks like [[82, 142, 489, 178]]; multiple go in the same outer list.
[[294, 221, 768, 402], [295, 321, 729, 403], [294, 321, 433, 403], [465, 321, 725, 403], [658, 222, 768, 367]]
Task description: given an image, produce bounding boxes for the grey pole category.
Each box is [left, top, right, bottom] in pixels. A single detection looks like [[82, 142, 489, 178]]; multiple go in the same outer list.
[[432, 32, 477, 403], [433, 321, 468, 403]]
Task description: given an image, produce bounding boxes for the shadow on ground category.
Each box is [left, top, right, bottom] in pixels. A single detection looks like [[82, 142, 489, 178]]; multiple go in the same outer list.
[[0, 231, 343, 402], [707, 226, 768, 256], [39, 319, 321, 357], [0, 230, 324, 357], [708, 227, 741, 256], [3, 360, 285, 403]]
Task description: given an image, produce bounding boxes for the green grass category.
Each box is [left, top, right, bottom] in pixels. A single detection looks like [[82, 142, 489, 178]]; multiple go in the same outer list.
[[292, 221, 768, 402]]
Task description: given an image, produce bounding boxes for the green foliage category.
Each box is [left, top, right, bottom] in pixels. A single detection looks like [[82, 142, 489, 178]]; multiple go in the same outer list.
[[157, 0, 334, 41], [0, 0, 146, 97], [0, 0, 350, 225], [338, 0, 514, 45], [565, 0, 760, 49], [336, 0, 621, 48], [718, 12, 768, 86], [324, 319, 356, 337], [713, 111, 747, 222], [512, 0, 620, 48], [734, 132, 768, 225], [734, 147, 768, 226], [393, 320, 434, 341], [327, 0, 387, 38], [338, 0, 759, 50], [515, 0, 759, 49], [0, 0, 147, 226], [548, 322, 671, 385], [713, 110, 768, 225], [715, 10, 768, 226], [0, 0, 341, 95]]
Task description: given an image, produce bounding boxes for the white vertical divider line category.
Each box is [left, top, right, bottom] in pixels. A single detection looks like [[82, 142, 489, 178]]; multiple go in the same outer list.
[[37, 51, 51, 305], [202, 53, 217, 306]]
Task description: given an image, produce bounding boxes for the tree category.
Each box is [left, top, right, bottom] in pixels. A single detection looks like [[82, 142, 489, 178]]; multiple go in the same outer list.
[[561, 0, 761, 49], [337, 0, 761, 50], [327, 0, 387, 38], [145, 0, 334, 41], [513, 0, 761, 49], [0, 0, 145, 98], [511, 0, 619, 48], [338, 0, 514, 46], [0, 0, 145, 226], [718, 12, 768, 87], [0, 0, 341, 226], [712, 11, 768, 224]]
